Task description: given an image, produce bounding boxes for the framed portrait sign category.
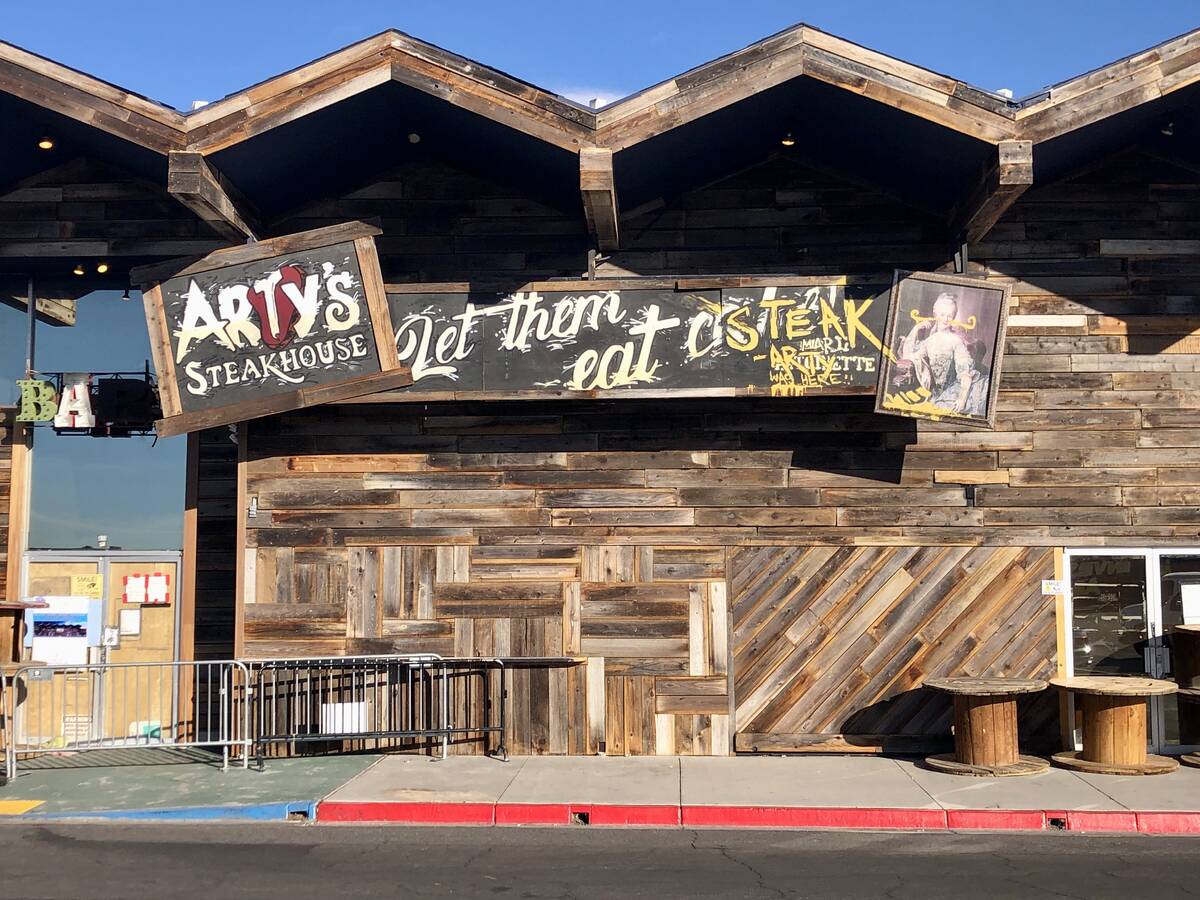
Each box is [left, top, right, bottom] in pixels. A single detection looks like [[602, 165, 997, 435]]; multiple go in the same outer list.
[[874, 270, 1012, 428], [133, 222, 411, 437]]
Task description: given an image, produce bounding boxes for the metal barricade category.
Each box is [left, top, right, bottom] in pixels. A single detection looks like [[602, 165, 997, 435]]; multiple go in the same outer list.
[[4, 660, 252, 777], [243, 655, 507, 760]]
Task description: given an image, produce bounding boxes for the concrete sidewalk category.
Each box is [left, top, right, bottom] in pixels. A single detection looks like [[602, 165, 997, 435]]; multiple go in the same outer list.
[[318, 755, 1200, 833], [4, 751, 1200, 832], [0, 749, 379, 821]]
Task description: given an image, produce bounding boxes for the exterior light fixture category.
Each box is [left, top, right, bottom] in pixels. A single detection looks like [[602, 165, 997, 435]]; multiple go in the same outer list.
[[407, 132, 421, 144], [96, 262, 109, 274], [780, 132, 796, 147], [121, 288, 131, 301], [72, 264, 85, 276], [37, 136, 54, 150]]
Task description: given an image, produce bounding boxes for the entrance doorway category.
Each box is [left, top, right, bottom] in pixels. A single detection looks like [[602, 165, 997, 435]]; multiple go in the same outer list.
[[1065, 548, 1200, 755], [18, 551, 182, 747]]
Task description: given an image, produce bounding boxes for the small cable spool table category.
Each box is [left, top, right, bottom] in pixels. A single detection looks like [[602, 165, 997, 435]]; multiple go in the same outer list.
[[1171, 625, 1200, 768], [923, 677, 1049, 776], [1050, 676, 1179, 776]]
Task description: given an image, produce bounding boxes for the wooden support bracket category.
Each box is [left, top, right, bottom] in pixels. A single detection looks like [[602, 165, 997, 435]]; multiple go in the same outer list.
[[580, 147, 620, 251], [950, 140, 1033, 244], [0, 286, 76, 326], [167, 151, 261, 243]]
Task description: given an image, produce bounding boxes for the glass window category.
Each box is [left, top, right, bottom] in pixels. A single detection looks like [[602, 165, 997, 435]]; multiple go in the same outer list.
[[25, 290, 184, 551], [1070, 555, 1148, 677]]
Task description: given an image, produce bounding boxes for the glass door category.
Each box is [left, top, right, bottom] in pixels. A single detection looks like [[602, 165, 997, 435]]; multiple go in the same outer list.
[[1065, 548, 1200, 756], [1159, 554, 1200, 754]]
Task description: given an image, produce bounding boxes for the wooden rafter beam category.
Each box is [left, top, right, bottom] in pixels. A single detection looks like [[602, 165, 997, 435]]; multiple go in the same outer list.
[[0, 277, 77, 326], [0, 43, 184, 153], [950, 140, 1033, 244], [580, 147, 619, 251], [167, 151, 260, 243]]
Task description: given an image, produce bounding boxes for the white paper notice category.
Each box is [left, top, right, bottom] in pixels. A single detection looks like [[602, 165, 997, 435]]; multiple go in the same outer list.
[[119, 608, 141, 636], [1182, 582, 1200, 625]]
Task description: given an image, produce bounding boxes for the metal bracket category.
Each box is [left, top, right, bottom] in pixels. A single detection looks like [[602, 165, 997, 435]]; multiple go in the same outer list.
[[953, 241, 969, 275]]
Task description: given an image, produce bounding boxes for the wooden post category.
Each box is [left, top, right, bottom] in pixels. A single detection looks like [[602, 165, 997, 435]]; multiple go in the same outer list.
[[234, 424, 248, 659], [176, 433, 200, 742], [5, 420, 31, 603]]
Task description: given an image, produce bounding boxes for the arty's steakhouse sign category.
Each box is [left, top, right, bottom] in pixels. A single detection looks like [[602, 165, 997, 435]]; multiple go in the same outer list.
[[169, 240, 378, 401], [140, 223, 406, 435], [387, 284, 890, 397]]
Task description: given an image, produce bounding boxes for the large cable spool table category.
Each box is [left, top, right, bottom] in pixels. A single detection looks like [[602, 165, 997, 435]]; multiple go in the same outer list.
[[922, 677, 1049, 776], [1050, 676, 1179, 776]]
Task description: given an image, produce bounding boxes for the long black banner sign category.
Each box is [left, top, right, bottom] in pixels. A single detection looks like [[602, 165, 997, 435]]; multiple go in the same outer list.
[[387, 282, 890, 398]]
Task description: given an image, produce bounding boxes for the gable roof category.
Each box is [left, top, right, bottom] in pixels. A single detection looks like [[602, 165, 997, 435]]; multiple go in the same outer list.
[[3, 23, 1198, 157], [596, 24, 1017, 150]]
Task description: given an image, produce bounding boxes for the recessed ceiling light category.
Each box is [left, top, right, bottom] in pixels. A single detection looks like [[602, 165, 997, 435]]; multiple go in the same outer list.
[[72, 264, 85, 276], [37, 136, 54, 150], [96, 262, 109, 274], [780, 132, 796, 147]]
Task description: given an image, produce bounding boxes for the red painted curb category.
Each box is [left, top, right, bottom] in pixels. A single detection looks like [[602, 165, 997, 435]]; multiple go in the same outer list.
[[1136, 812, 1200, 834], [681, 806, 947, 830], [583, 805, 681, 826], [315, 802, 1200, 834], [318, 802, 495, 825], [1064, 811, 1139, 833], [945, 809, 1047, 831], [494, 804, 572, 826]]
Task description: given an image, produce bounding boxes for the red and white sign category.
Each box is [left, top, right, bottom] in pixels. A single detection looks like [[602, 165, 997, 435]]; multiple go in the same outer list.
[[122, 572, 171, 606], [53, 372, 96, 429]]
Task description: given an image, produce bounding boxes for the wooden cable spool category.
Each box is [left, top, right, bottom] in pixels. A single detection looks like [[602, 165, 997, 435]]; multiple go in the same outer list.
[[923, 677, 1049, 776], [1050, 676, 1179, 776]]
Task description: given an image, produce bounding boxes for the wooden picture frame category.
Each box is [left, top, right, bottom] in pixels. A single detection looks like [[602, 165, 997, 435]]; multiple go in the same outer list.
[[874, 269, 1012, 429], [134, 222, 410, 437]]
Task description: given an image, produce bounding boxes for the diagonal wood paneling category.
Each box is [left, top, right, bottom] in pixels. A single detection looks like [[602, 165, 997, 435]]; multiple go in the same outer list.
[[732, 545, 1057, 743]]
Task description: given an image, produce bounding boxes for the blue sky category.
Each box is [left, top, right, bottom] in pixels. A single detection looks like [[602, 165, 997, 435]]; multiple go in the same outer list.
[[2, 0, 1198, 552], [4, 1, 1199, 109]]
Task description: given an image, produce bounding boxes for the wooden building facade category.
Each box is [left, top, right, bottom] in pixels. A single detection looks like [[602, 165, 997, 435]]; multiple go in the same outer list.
[[4, 25, 1200, 755]]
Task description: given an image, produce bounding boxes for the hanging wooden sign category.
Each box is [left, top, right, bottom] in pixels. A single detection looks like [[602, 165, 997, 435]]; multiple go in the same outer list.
[[874, 270, 1012, 428], [385, 278, 890, 400], [134, 222, 410, 437]]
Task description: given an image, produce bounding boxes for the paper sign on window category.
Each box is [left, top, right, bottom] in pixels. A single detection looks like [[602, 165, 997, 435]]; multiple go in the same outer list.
[[123, 572, 171, 606]]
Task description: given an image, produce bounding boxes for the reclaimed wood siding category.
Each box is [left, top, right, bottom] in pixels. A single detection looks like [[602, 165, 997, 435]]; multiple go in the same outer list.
[[187, 146, 1200, 752], [242, 457, 733, 755], [0, 158, 225, 264], [731, 545, 1058, 751], [195, 427, 237, 659]]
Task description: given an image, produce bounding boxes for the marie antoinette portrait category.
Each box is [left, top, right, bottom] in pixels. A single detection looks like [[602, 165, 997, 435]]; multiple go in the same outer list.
[[875, 271, 1011, 428]]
